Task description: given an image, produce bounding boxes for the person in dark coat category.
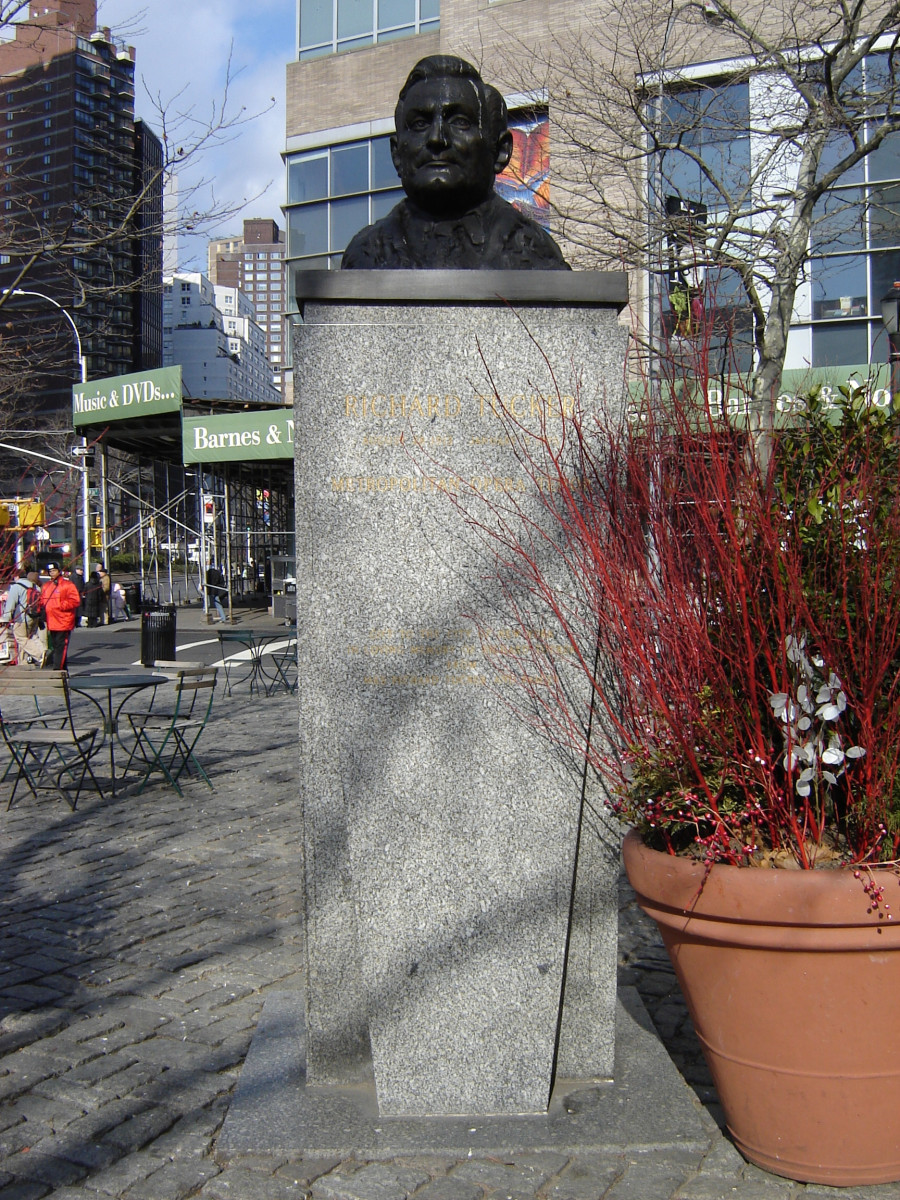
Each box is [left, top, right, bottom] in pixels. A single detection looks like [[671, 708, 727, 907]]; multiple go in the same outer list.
[[70, 568, 85, 627], [83, 568, 102, 627]]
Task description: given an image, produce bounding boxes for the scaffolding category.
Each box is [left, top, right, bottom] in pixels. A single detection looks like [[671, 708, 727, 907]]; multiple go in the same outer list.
[[95, 439, 294, 616]]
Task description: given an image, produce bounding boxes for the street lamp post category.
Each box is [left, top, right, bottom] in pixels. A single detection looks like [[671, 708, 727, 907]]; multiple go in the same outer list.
[[0, 287, 91, 568]]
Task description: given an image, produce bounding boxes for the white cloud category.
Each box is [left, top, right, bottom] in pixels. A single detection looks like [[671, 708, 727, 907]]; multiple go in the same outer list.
[[98, 1, 291, 267]]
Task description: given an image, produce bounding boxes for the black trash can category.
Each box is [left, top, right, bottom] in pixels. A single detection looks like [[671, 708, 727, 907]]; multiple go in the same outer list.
[[125, 582, 142, 614], [140, 605, 176, 666]]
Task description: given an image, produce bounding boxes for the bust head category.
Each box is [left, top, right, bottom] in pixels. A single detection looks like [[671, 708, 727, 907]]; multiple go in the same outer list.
[[390, 56, 514, 220]]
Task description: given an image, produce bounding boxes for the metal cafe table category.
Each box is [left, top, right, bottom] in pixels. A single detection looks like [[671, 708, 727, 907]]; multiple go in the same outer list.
[[217, 628, 297, 697], [68, 671, 167, 797]]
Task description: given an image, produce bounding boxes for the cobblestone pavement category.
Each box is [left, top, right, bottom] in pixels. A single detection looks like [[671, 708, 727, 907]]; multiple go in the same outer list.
[[0, 672, 894, 1200]]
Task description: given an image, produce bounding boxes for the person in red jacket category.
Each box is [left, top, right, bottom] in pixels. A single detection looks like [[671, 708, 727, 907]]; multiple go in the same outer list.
[[40, 563, 81, 670]]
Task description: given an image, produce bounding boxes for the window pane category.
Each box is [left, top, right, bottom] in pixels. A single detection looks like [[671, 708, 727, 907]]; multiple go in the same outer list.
[[299, 0, 333, 49], [378, 0, 415, 29], [819, 132, 864, 185], [810, 189, 865, 253], [870, 183, 900, 247], [700, 81, 750, 144], [288, 154, 328, 204], [288, 203, 328, 256], [811, 322, 868, 366], [420, 0, 439, 19], [701, 137, 750, 202], [336, 34, 371, 51], [865, 52, 895, 112], [869, 131, 900, 182], [378, 25, 415, 42], [331, 194, 370, 251], [372, 188, 401, 220], [658, 150, 704, 207], [332, 143, 369, 196], [871, 320, 891, 363], [337, 0, 372, 40], [661, 82, 749, 148], [706, 265, 747, 308], [372, 136, 397, 189], [810, 255, 867, 319], [870, 249, 900, 309]]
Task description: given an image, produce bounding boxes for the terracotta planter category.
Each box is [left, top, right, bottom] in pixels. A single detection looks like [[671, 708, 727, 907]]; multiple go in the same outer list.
[[623, 828, 900, 1186]]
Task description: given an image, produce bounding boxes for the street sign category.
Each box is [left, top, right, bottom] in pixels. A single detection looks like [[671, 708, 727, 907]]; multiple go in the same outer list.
[[71, 446, 91, 457]]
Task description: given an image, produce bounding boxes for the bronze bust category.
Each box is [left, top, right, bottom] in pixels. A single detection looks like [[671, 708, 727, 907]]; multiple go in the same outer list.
[[341, 56, 570, 271]]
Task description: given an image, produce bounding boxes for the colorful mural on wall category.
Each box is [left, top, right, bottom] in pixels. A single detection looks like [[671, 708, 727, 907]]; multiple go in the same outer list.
[[495, 115, 551, 230]]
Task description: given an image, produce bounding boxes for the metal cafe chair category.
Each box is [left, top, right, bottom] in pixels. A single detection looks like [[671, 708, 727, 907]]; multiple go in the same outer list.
[[216, 629, 261, 696], [122, 666, 218, 796], [265, 638, 298, 696], [149, 659, 203, 678], [0, 668, 104, 810]]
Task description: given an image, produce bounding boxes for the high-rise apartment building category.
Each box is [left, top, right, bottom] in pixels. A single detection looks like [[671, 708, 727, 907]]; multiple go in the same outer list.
[[0, 0, 163, 415], [208, 218, 286, 395], [163, 272, 280, 407]]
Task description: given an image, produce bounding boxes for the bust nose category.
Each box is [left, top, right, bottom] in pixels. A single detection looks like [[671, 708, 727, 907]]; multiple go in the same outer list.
[[425, 114, 449, 149]]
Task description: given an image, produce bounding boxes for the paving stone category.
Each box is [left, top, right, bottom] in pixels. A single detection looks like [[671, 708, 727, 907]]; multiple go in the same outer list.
[[0, 1150, 87, 1188], [119, 1157, 221, 1200], [543, 1155, 624, 1199], [202, 1166, 312, 1199], [696, 1139, 748, 1178], [604, 1156, 697, 1200], [312, 1164, 431, 1200], [22, 1132, 120, 1172], [407, 1178, 482, 1200], [0, 1180, 52, 1200], [1, 1090, 88, 1132], [274, 1158, 343, 1187], [449, 1155, 568, 1198], [100, 1105, 179, 1152], [72, 1149, 165, 1196]]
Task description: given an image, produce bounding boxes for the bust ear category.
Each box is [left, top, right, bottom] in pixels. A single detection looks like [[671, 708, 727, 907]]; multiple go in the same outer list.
[[390, 135, 402, 177], [493, 130, 513, 174]]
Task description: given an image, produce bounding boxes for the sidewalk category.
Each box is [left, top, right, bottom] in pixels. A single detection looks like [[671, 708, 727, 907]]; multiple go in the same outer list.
[[0, 688, 891, 1200]]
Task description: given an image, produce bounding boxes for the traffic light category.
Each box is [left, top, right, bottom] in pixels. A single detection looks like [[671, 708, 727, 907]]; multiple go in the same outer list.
[[16, 502, 45, 528]]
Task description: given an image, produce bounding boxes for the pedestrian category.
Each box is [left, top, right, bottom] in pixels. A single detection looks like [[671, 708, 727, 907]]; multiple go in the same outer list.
[[84, 567, 102, 627], [205, 564, 227, 623], [110, 580, 130, 621], [70, 568, 86, 626], [0, 566, 40, 664], [39, 563, 81, 670], [97, 565, 112, 623]]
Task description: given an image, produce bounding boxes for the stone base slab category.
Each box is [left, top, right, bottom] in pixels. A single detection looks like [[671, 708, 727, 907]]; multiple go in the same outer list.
[[217, 987, 707, 1160]]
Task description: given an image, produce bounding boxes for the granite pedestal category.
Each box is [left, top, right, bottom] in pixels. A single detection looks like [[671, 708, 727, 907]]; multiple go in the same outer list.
[[294, 271, 628, 1118]]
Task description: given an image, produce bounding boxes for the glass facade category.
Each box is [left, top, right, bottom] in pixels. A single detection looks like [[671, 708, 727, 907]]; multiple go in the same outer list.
[[285, 134, 402, 270], [298, 0, 439, 59], [653, 52, 900, 372], [284, 113, 552, 277]]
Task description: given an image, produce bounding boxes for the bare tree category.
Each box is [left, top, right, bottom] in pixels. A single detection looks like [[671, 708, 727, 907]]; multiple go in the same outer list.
[[490, 0, 900, 420]]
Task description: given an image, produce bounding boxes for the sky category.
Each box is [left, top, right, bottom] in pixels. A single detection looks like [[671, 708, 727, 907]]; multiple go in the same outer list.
[[97, 0, 295, 270]]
